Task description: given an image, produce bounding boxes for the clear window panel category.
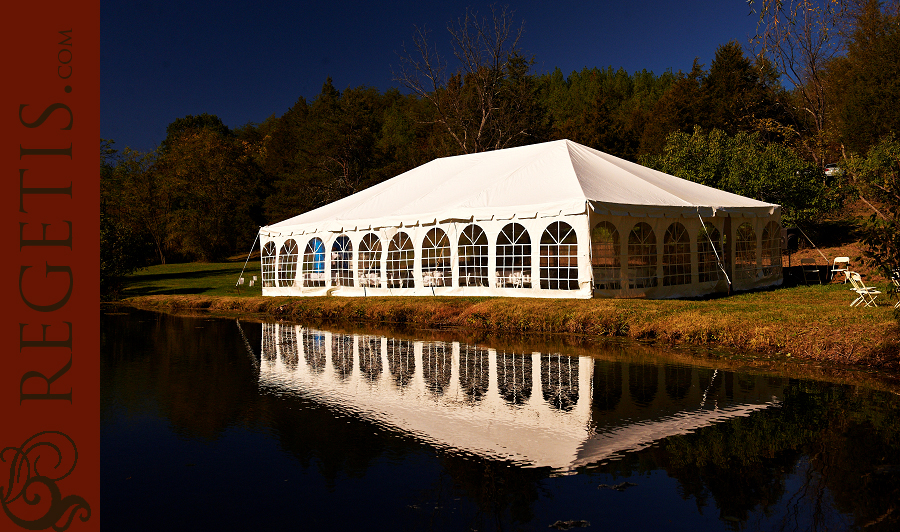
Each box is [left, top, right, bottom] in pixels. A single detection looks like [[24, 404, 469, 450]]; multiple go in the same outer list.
[[735, 222, 757, 281], [697, 223, 722, 283], [358, 233, 382, 288], [302, 237, 326, 287], [422, 228, 451, 287], [387, 232, 415, 288], [261, 241, 277, 287], [761, 221, 781, 277], [330, 235, 354, 287], [628, 222, 657, 289], [458, 224, 489, 287], [540, 221, 579, 290], [591, 221, 620, 290], [663, 222, 691, 286], [495, 223, 532, 288], [278, 239, 298, 287]]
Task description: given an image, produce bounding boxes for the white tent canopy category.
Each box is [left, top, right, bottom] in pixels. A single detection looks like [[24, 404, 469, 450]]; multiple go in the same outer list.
[[268, 139, 777, 234], [260, 139, 782, 299]]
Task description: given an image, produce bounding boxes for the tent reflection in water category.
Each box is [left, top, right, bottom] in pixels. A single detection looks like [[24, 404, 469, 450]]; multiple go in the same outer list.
[[259, 139, 782, 299]]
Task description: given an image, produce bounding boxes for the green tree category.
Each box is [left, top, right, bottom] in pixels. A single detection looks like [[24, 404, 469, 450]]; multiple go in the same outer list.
[[100, 139, 154, 297], [845, 136, 900, 273], [642, 126, 843, 225], [828, 0, 900, 155], [701, 41, 786, 138], [639, 61, 705, 156], [154, 116, 261, 261]]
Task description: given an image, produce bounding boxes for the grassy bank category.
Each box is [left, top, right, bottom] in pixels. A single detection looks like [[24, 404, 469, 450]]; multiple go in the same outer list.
[[119, 262, 900, 371]]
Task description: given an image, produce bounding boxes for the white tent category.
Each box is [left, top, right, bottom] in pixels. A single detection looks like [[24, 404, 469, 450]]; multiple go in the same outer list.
[[259, 139, 782, 299]]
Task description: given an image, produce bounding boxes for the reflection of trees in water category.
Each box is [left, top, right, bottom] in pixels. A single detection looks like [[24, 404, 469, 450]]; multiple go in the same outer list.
[[664, 364, 691, 401], [302, 328, 326, 373], [387, 338, 414, 388], [628, 363, 658, 407], [262, 323, 277, 364], [541, 353, 578, 411], [422, 342, 451, 396], [279, 325, 299, 369], [332, 334, 354, 380], [459, 344, 489, 401], [633, 380, 900, 530], [358, 335, 382, 382], [497, 351, 531, 405], [592, 361, 622, 412], [738, 374, 756, 393]]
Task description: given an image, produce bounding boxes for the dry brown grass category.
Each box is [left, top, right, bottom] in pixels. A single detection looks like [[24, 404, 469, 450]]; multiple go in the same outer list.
[[122, 283, 900, 372]]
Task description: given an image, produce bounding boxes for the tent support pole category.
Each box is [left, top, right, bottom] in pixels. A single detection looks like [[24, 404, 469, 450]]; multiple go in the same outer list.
[[698, 215, 731, 293], [236, 229, 261, 289]]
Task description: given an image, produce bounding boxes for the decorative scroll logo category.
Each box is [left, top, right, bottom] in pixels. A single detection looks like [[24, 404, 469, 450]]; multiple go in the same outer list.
[[1, 431, 91, 531]]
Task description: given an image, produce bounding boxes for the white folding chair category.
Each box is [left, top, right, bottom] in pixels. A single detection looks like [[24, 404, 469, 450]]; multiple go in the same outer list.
[[890, 270, 900, 308], [849, 272, 881, 307], [830, 256, 850, 283], [801, 258, 820, 285]]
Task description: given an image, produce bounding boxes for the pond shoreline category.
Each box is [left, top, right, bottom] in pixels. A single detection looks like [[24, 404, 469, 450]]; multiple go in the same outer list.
[[119, 292, 900, 374]]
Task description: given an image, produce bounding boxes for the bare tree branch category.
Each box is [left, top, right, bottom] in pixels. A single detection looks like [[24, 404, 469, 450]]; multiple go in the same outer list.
[[392, 4, 534, 155]]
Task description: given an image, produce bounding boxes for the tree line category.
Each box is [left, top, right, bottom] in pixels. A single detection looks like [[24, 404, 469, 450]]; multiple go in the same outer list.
[[102, 1, 900, 295]]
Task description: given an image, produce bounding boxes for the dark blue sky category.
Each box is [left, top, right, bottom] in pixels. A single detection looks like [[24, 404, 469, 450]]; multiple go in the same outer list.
[[101, 1, 762, 153]]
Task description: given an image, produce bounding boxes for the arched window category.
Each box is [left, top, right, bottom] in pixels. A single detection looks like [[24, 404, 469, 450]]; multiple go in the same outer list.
[[302, 237, 326, 287], [628, 222, 657, 288], [358, 233, 382, 287], [458, 224, 488, 287], [278, 239, 298, 287], [735, 222, 758, 281], [261, 241, 277, 287], [422, 228, 450, 287], [761, 221, 781, 277], [496, 223, 531, 288], [330, 235, 353, 287], [387, 232, 415, 288], [697, 223, 722, 283], [540, 221, 579, 290], [663, 222, 691, 286], [591, 221, 620, 290]]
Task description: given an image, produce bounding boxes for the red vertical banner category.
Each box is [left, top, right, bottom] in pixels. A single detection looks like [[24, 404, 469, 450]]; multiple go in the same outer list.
[[1, 1, 100, 531]]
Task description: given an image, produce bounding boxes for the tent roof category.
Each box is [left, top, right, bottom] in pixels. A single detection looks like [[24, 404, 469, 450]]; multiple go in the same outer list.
[[263, 139, 778, 235]]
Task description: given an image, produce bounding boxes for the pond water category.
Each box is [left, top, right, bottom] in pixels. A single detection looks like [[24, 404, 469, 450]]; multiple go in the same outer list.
[[101, 308, 900, 531]]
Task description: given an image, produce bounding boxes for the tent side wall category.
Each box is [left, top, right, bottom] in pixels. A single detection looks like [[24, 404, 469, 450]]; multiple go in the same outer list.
[[259, 213, 594, 299], [259, 208, 782, 300], [586, 210, 782, 299]]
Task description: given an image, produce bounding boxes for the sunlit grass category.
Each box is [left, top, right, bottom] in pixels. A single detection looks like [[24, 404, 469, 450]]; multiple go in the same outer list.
[[120, 263, 899, 368], [122, 261, 261, 298]]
